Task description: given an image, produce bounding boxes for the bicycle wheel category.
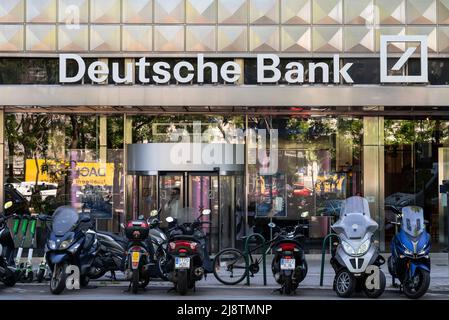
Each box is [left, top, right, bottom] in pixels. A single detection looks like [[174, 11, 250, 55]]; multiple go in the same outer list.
[[213, 248, 248, 285]]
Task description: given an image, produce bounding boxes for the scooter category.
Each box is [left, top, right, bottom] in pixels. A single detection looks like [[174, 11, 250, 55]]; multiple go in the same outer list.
[[0, 201, 17, 287], [39, 206, 100, 294], [165, 208, 213, 295], [387, 205, 431, 299], [269, 222, 308, 294], [123, 215, 152, 293], [22, 214, 38, 282], [14, 214, 30, 280], [330, 196, 386, 298]]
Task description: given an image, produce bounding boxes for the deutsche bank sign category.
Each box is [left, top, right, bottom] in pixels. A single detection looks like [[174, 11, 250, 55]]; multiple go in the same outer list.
[[59, 35, 428, 85]]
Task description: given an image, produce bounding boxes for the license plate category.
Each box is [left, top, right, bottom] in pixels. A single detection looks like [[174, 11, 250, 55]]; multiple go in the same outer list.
[[280, 258, 295, 270], [131, 252, 140, 263], [175, 257, 190, 269]]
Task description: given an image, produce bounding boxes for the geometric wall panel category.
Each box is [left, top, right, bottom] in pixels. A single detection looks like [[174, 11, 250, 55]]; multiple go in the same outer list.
[[154, 25, 184, 51], [406, 26, 437, 52], [0, 0, 24, 23], [313, 0, 343, 24], [90, 25, 121, 51], [344, 26, 374, 52], [186, 25, 216, 51], [123, 0, 153, 23], [438, 26, 449, 52], [344, 0, 373, 24], [281, 26, 311, 52], [59, 0, 89, 24], [0, 24, 23, 51], [250, 26, 279, 51], [313, 26, 343, 52], [90, 0, 121, 23], [218, 0, 247, 24], [375, 27, 406, 52], [58, 25, 88, 51], [26, 25, 57, 51], [26, 0, 56, 23], [250, 0, 279, 24], [187, 0, 216, 24], [376, 0, 406, 24], [281, 0, 311, 24], [155, 0, 185, 23], [438, 0, 449, 24], [407, 0, 436, 24], [122, 25, 152, 51], [218, 25, 247, 51]]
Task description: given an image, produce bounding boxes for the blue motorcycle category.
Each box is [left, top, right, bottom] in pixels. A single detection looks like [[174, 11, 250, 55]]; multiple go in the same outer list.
[[39, 206, 99, 294], [387, 205, 431, 299]]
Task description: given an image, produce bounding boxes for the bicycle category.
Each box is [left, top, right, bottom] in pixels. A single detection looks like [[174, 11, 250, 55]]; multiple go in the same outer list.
[[213, 223, 307, 286]]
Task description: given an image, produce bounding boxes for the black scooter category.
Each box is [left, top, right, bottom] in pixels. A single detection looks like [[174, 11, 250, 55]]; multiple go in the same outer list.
[[123, 215, 153, 293], [39, 206, 99, 294], [165, 208, 213, 295], [269, 222, 308, 294], [0, 201, 17, 287]]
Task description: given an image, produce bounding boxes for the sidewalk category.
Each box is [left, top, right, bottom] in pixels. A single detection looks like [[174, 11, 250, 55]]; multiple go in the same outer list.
[[27, 253, 449, 293]]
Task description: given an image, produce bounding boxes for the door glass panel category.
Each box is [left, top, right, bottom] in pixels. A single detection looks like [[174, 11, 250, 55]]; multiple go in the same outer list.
[[159, 174, 183, 225]]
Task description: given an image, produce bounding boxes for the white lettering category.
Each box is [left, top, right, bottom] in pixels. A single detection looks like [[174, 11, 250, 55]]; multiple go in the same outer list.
[[221, 61, 241, 83], [88, 61, 109, 83], [257, 54, 281, 83], [59, 54, 85, 83], [174, 61, 194, 83]]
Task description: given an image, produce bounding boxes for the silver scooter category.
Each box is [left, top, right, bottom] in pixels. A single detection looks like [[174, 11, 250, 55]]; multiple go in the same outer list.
[[330, 196, 386, 298]]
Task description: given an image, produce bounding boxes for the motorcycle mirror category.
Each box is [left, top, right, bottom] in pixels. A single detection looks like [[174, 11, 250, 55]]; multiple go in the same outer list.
[[268, 222, 276, 228], [150, 209, 158, 217], [202, 209, 211, 216], [166, 216, 174, 223], [80, 215, 90, 223], [138, 214, 145, 220], [4, 201, 13, 210], [120, 223, 125, 229], [38, 214, 48, 221], [300, 211, 309, 218]]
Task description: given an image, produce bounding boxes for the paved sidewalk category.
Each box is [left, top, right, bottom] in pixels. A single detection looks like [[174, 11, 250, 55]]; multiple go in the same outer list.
[[25, 253, 449, 293]]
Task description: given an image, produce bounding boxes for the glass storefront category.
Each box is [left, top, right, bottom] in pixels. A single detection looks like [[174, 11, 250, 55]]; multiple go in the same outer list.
[[3, 111, 449, 253]]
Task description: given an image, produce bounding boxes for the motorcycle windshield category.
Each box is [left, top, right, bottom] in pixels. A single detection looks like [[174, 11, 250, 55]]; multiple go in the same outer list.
[[52, 206, 79, 236], [172, 207, 197, 224], [401, 206, 425, 237], [333, 196, 378, 239], [340, 196, 371, 218]]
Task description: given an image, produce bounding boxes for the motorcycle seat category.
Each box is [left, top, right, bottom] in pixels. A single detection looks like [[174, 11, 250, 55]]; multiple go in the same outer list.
[[97, 231, 128, 246]]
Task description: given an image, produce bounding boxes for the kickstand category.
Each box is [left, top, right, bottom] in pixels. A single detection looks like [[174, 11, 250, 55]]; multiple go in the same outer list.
[[110, 271, 117, 281]]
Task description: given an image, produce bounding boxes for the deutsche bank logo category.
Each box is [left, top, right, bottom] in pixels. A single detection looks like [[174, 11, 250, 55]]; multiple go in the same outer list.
[[380, 35, 428, 83]]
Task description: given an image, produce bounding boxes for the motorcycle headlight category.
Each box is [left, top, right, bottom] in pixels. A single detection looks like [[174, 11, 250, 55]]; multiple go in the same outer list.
[[418, 244, 429, 256], [341, 241, 356, 255], [48, 240, 56, 250], [357, 239, 371, 255], [59, 239, 73, 250], [404, 248, 413, 256]]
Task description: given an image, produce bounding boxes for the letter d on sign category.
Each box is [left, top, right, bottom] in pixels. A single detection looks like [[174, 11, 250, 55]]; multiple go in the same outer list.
[[365, 265, 380, 290], [59, 54, 85, 83], [65, 265, 80, 290]]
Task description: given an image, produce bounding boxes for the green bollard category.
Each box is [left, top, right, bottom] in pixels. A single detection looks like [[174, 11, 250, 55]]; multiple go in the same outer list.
[[244, 233, 267, 286], [319, 233, 339, 286]]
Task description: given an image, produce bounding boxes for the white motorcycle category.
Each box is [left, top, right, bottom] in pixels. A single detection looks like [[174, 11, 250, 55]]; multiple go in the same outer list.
[[330, 196, 386, 298]]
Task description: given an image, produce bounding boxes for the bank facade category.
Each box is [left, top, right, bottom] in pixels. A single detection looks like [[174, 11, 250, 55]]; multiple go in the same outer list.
[[1, 0, 449, 253]]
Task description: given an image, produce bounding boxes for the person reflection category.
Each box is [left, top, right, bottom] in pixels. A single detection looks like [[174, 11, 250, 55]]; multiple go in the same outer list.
[[165, 187, 180, 220]]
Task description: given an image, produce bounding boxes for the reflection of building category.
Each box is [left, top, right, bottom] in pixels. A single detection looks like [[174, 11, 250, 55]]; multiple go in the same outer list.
[[1, 0, 449, 253]]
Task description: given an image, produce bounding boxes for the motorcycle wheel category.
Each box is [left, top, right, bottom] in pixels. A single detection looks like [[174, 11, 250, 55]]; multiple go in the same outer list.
[[403, 269, 430, 299], [157, 250, 169, 281], [363, 269, 386, 298], [283, 276, 293, 295], [80, 275, 90, 287], [50, 263, 67, 295], [139, 274, 150, 288], [131, 269, 139, 294], [36, 269, 45, 283], [2, 269, 17, 287], [177, 270, 189, 296], [334, 268, 356, 298]]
